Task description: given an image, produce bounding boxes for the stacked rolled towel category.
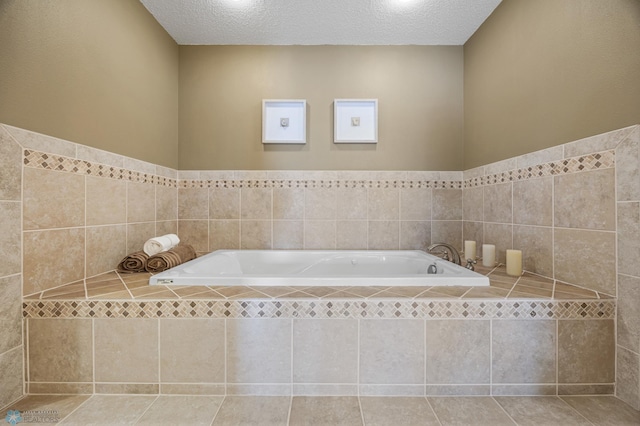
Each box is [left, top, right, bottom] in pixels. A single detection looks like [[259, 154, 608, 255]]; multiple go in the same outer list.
[[117, 251, 149, 273], [143, 233, 180, 256], [145, 243, 197, 273]]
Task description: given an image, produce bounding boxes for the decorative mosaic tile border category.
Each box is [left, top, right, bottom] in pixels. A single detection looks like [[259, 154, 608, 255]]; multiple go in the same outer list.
[[23, 299, 615, 320], [23, 148, 615, 190], [23, 150, 177, 187], [464, 150, 615, 188], [180, 179, 462, 189]]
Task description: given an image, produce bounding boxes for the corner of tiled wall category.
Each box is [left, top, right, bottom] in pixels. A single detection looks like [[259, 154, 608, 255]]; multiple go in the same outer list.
[[0, 124, 24, 407], [613, 124, 640, 410], [462, 124, 640, 409], [4, 123, 178, 298], [463, 127, 622, 294]]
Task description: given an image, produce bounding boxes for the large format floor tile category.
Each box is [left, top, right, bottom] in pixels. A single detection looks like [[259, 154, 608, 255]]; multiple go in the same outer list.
[[289, 397, 362, 426], [2, 394, 639, 425], [136, 395, 224, 425], [560, 395, 640, 425], [360, 396, 440, 426], [58, 395, 157, 425], [494, 396, 591, 426], [428, 396, 516, 426], [211, 396, 290, 426]]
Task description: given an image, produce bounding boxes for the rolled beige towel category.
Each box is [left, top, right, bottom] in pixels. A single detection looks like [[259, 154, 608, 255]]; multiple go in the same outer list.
[[145, 243, 196, 273], [117, 251, 149, 273], [143, 233, 180, 256]]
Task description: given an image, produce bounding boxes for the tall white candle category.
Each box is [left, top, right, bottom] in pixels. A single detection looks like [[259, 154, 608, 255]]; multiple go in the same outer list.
[[482, 244, 496, 267], [506, 249, 523, 276], [464, 240, 476, 260]]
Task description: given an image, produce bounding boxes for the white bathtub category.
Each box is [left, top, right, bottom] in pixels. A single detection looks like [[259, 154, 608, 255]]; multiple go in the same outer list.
[[149, 250, 490, 287]]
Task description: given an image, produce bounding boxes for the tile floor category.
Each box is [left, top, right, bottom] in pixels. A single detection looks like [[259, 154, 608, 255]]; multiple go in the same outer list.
[[3, 394, 639, 425]]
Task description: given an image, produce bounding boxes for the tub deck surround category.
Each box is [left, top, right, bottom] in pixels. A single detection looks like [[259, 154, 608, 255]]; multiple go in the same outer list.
[[22, 265, 615, 398], [8, 124, 638, 402], [23, 264, 614, 320]]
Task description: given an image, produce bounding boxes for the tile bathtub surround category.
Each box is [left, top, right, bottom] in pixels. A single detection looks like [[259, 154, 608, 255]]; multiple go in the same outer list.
[[21, 267, 616, 397], [3, 123, 640, 404], [14, 123, 629, 295]]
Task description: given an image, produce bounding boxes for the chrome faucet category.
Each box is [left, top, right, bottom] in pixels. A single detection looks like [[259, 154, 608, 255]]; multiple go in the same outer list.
[[427, 243, 462, 265]]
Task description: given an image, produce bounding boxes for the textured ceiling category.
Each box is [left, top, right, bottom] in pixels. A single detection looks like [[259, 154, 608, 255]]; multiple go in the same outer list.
[[139, 0, 502, 45]]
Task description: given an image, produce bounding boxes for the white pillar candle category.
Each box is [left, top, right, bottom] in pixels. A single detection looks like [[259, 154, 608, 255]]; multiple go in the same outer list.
[[482, 244, 496, 267], [464, 240, 476, 259], [506, 249, 523, 276]]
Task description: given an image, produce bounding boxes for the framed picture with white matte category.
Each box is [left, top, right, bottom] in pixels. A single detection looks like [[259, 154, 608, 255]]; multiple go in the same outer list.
[[334, 99, 378, 143], [262, 99, 306, 144]]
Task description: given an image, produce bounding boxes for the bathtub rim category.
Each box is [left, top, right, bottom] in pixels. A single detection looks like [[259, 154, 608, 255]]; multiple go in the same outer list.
[[149, 249, 491, 287]]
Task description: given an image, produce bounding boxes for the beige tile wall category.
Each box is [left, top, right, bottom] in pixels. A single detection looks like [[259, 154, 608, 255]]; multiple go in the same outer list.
[[462, 130, 621, 295], [24, 317, 615, 397], [462, 124, 640, 409], [614, 125, 640, 409], [3, 124, 179, 297], [0, 125, 23, 408], [178, 171, 462, 254]]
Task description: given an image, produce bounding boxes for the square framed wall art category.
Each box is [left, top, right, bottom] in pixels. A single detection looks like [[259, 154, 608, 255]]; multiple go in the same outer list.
[[262, 99, 307, 144], [334, 99, 378, 143]]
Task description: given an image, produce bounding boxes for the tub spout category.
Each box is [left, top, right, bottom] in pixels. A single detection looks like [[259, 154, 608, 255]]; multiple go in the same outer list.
[[427, 243, 462, 265]]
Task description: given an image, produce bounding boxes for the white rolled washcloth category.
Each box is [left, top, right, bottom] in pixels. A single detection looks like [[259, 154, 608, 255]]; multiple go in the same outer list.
[[143, 234, 180, 256]]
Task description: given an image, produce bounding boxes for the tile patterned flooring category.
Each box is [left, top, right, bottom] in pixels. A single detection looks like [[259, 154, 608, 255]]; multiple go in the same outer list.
[[3, 394, 639, 425]]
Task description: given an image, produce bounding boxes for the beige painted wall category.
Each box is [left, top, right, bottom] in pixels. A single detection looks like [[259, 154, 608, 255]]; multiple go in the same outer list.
[[464, 0, 640, 169], [0, 0, 179, 168], [179, 46, 464, 171]]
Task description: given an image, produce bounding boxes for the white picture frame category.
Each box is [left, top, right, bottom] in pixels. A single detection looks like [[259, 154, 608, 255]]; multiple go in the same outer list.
[[334, 99, 378, 143], [262, 99, 306, 144]]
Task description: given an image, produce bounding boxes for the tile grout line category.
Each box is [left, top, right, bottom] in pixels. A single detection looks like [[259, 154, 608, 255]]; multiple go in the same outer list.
[[23, 319, 29, 396], [612, 142, 619, 399], [157, 319, 161, 394], [424, 318, 427, 398], [130, 394, 160, 425], [92, 318, 96, 395], [490, 319, 493, 395], [55, 394, 94, 424], [554, 316, 560, 395], [290, 317, 293, 396], [357, 318, 361, 398], [423, 396, 443, 426], [490, 396, 519, 425], [556, 396, 597, 425], [209, 395, 226, 426], [357, 393, 365, 426], [286, 394, 293, 426]]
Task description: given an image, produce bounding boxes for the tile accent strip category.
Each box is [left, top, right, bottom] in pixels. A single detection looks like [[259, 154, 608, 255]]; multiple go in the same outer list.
[[179, 179, 463, 189], [23, 148, 615, 190], [23, 149, 177, 187], [23, 299, 615, 320], [464, 150, 615, 188]]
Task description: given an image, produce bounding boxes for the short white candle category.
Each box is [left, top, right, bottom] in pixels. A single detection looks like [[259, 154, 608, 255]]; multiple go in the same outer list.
[[506, 249, 523, 276], [464, 240, 476, 260], [482, 244, 496, 267]]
